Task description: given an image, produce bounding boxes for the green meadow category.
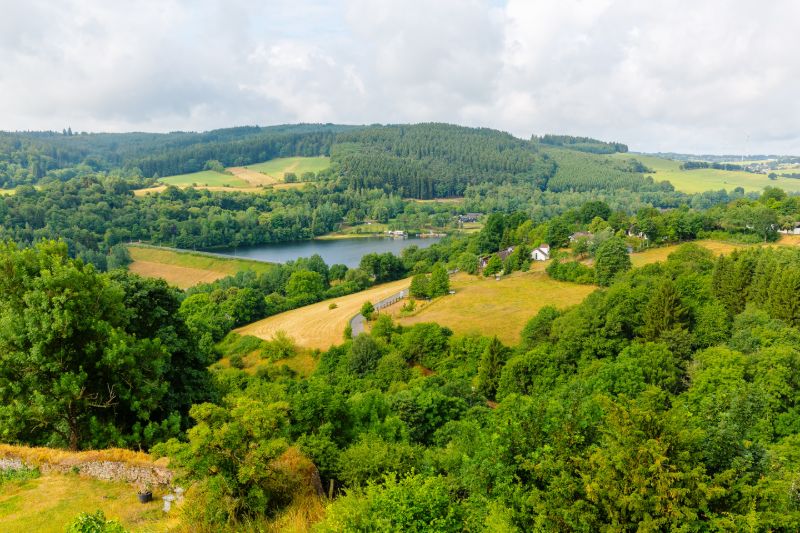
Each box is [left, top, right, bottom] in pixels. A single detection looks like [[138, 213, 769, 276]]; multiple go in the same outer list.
[[159, 169, 248, 187], [245, 156, 330, 180], [614, 153, 800, 194]]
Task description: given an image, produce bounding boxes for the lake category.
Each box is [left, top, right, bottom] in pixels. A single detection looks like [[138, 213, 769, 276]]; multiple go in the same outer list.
[[212, 236, 443, 268]]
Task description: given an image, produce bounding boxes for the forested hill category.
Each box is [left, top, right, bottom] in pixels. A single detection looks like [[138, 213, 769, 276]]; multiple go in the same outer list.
[[0, 124, 356, 184], [331, 123, 555, 198], [1, 122, 660, 198]]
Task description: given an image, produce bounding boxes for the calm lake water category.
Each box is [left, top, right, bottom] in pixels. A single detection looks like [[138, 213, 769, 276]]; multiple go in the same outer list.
[[212, 236, 443, 268]]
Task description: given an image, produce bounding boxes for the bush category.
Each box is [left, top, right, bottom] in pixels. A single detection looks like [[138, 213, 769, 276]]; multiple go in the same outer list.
[[66, 510, 127, 533], [317, 473, 463, 532], [0, 466, 40, 485], [546, 258, 595, 284], [329, 302, 338, 310]]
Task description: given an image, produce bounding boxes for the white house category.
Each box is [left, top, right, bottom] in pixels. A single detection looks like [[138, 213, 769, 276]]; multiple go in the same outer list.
[[531, 244, 550, 261]]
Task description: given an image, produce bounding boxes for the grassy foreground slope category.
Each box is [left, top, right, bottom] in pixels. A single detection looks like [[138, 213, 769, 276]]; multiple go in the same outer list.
[[0, 474, 177, 533], [127, 245, 274, 289], [615, 153, 800, 194]]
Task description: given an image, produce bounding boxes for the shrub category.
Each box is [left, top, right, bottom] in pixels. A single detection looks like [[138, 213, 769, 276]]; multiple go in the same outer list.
[[546, 258, 595, 284], [329, 302, 338, 310], [66, 510, 127, 533], [0, 466, 40, 485]]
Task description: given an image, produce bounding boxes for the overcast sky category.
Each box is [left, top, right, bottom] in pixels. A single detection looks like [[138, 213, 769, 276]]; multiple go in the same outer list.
[[1, 0, 798, 154]]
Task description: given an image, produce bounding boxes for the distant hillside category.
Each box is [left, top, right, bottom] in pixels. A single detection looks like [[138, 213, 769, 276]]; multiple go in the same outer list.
[[533, 134, 628, 154], [331, 123, 555, 199], [2, 123, 659, 197]]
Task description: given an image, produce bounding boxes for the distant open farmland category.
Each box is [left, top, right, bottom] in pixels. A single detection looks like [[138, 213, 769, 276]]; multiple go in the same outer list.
[[127, 245, 273, 289], [158, 169, 249, 188], [237, 278, 411, 350], [145, 156, 330, 194], [614, 153, 800, 194], [0, 188, 15, 196], [244, 156, 329, 182]]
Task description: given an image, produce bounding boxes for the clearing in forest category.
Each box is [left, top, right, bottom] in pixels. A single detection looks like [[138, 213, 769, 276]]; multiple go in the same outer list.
[[127, 245, 273, 289], [244, 156, 330, 182], [139, 156, 330, 194], [612, 153, 800, 194], [158, 169, 248, 188], [237, 278, 411, 350]]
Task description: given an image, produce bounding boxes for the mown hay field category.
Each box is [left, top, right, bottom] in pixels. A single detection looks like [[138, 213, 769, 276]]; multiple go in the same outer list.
[[134, 156, 329, 195], [127, 245, 273, 289], [390, 271, 595, 345], [244, 156, 329, 182], [237, 278, 411, 350]]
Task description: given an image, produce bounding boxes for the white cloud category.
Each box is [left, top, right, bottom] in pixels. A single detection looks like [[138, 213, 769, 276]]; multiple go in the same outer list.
[[0, 0, 797, 153]]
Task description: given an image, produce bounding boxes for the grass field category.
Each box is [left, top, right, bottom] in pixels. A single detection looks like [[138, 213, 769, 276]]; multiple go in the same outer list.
[[390, 271, 595, 345], [159, 169, 248, 188], [245, 156, 329, 183], [0, 189, 15, 196], [614, 153, 800, 194], [127, 245, 273, 289], [237, 278, 411, 350], [0, 474, 178, 533]]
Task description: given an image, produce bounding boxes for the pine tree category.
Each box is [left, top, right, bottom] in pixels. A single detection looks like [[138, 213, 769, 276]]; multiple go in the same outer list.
[[477, 337, 508, 400], [641, 280, 687, 340]]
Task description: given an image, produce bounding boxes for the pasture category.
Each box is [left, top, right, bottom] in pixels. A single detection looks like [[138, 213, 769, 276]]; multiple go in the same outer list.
[[391, 271, 595, 345], [158, 169, 248, 188], [237, 278, 411, 350], [614, 153, 800, 194], [127, 245, 274, 289], [244, 156, 329, 183]]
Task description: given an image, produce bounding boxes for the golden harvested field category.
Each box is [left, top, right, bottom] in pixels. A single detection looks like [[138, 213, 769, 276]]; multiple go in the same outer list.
[[127, 245, 273, 289], [237, 278, 411, 350], [630, 239, 749, 267], [227, 165, 279, 186], [128, 260, 227, 289], [0, 474, 178, 533], [390, 271, 595, 345]]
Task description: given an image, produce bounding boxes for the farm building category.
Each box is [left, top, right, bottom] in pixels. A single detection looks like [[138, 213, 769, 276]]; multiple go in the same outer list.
[[458, 212, 483, 223], [531, 244, 550, 261], [569, 231, 593, 242], [478, 246, 515, 269]]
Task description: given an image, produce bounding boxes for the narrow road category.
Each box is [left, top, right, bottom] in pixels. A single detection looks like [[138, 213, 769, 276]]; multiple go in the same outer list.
[[349, 289, 408, 336]]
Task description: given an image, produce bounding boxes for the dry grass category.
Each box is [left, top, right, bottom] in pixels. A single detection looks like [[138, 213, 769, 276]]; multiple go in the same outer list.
[[0, 444, 162, 468], [630, 239, 751, 267], [128, 260, 228, 289], [0, 473, 179, 533], [390, 271, 595, 345], [127, 246, 273, 289], [237, 278, 411, 350], [227, 166, 280, 186]]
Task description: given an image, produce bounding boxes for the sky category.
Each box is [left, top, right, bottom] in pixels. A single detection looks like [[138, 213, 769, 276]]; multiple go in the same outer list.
[[1, 0, 798, 154]]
